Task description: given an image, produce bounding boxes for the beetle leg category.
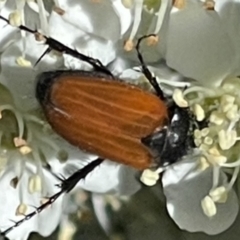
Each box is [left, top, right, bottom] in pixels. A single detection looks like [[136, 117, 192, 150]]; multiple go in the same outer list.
[[0, 15, 113, 77], [135, 35, 165, 100], [0, 158, 104, 237]]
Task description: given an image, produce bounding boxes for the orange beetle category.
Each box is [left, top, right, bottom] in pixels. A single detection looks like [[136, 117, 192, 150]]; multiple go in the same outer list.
[[36, 70, 168, 170]]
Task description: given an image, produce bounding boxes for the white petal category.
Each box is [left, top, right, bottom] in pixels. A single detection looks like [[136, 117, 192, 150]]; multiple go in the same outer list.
[[162, 160, 239, 234], [0, 164, 63, 240], [215, 0, 240, 76], [164, 0, 235, 85], [56, 0, 121, 41], [0, 34, 63, 111], [49, 12, 117, 69]]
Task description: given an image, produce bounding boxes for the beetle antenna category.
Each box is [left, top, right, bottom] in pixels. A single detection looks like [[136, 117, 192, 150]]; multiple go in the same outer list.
[[0, 158, 104, 237], [0, 15, 113, 77], [135, 35, 165, 100]]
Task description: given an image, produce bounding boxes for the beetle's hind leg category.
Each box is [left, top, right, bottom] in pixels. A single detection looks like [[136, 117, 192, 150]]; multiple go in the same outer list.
[[135, 35, 165, 100], [0, 158, 104, 237]]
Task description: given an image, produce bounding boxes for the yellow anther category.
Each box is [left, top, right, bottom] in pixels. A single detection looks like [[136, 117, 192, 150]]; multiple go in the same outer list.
[[28, 174, 42, 193], [15, 203, 28, 216], [218, 129, 237, 150], [16, 56, 32, 68], [198, 156, 210, 171], [9, 11, 22, 27], [19, 146, 32, 155], [173, 89, 189, 108], [226, 104, 239, 121], [203, 136, 213, 145], [209, 186, 228, 203], [194, 129, 202, 139], [193, 104, 205, 121], [121, 0, 133, 8], [201, 128, 210, 137], [201, 196, 217, 217], [209, 111, 224, 125], [140, 169, 160, 186]]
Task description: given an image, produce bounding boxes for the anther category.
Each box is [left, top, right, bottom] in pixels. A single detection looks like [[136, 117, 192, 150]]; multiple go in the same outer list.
[[14, 137, 27, 147], [218, 129, 237, 150], [124, 39, 134, 51], [201, 195, 217, 217], [209, 111, 224, 125], [198, 157, 210, 171], [209, 186, 228, 203], [9, 11, 22, 27], [28, 174, 42, 193], [173, 0, 186, 9], [193, 104, 205, 121], [19, 146, 32, 155], [140, 169, 160, 186], [53, 6, 65, 15], [173, 89, 189, 108], [15, 203, 28, 216], [203, 0, 215, 10], [16, 56, 32, 67]]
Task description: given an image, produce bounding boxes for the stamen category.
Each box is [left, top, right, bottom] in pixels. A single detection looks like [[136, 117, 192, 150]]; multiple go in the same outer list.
[[52, 5, 65, 15], [26, 0, 50, 17], [201, 195, 217, 217], [0, 105, 25, 139], [28, 174, 42, 193], [0, 0, 7, 11], [193, 104, 205, 121], [218, 129, 237, 150], [8, 10, 22, 26], [36, 0, 49, 35], [124, 0, 143, 51], [203, 136, 213, 145], [198, 156, 210, 171], [203, 0, 215, 10], [140, 169, 160, 186], [19, 145, 32, 155], [153, 0, 169, 35], [121, 0, 133, 8], [226, 104, 239, 121], [15, 203, 28, 216], [226, 166, 240, 191], [194, 129, 202, 139], [209, 186, 228, 203], [209, 111, 224, 125], [10, 177, 19, 189], [220, 94, 235, 112], [16, 56, 32, 67], [13, 137, 27, 147], [173, 0, 186, 9], [172, 89, 189, 107], [201, 128, 210, 137]]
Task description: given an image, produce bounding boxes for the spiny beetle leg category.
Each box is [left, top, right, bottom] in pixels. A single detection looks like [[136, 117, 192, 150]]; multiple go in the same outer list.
[[0, 158, 104, 237]]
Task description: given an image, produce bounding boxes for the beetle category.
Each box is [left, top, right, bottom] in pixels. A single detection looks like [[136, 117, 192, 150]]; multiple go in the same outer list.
[[0, 16, 197, 237]]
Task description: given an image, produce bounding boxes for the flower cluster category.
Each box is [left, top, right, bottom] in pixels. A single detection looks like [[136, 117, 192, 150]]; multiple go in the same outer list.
[[0, 0, 240, 239]]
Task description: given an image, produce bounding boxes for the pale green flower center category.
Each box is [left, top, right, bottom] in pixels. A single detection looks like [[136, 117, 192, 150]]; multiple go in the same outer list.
[[182, 77, 240, 217]]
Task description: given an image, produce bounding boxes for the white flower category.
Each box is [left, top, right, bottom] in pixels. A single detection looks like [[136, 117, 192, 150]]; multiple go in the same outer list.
[[147, 0, 240, 235], [0, 1, 141, 239]]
